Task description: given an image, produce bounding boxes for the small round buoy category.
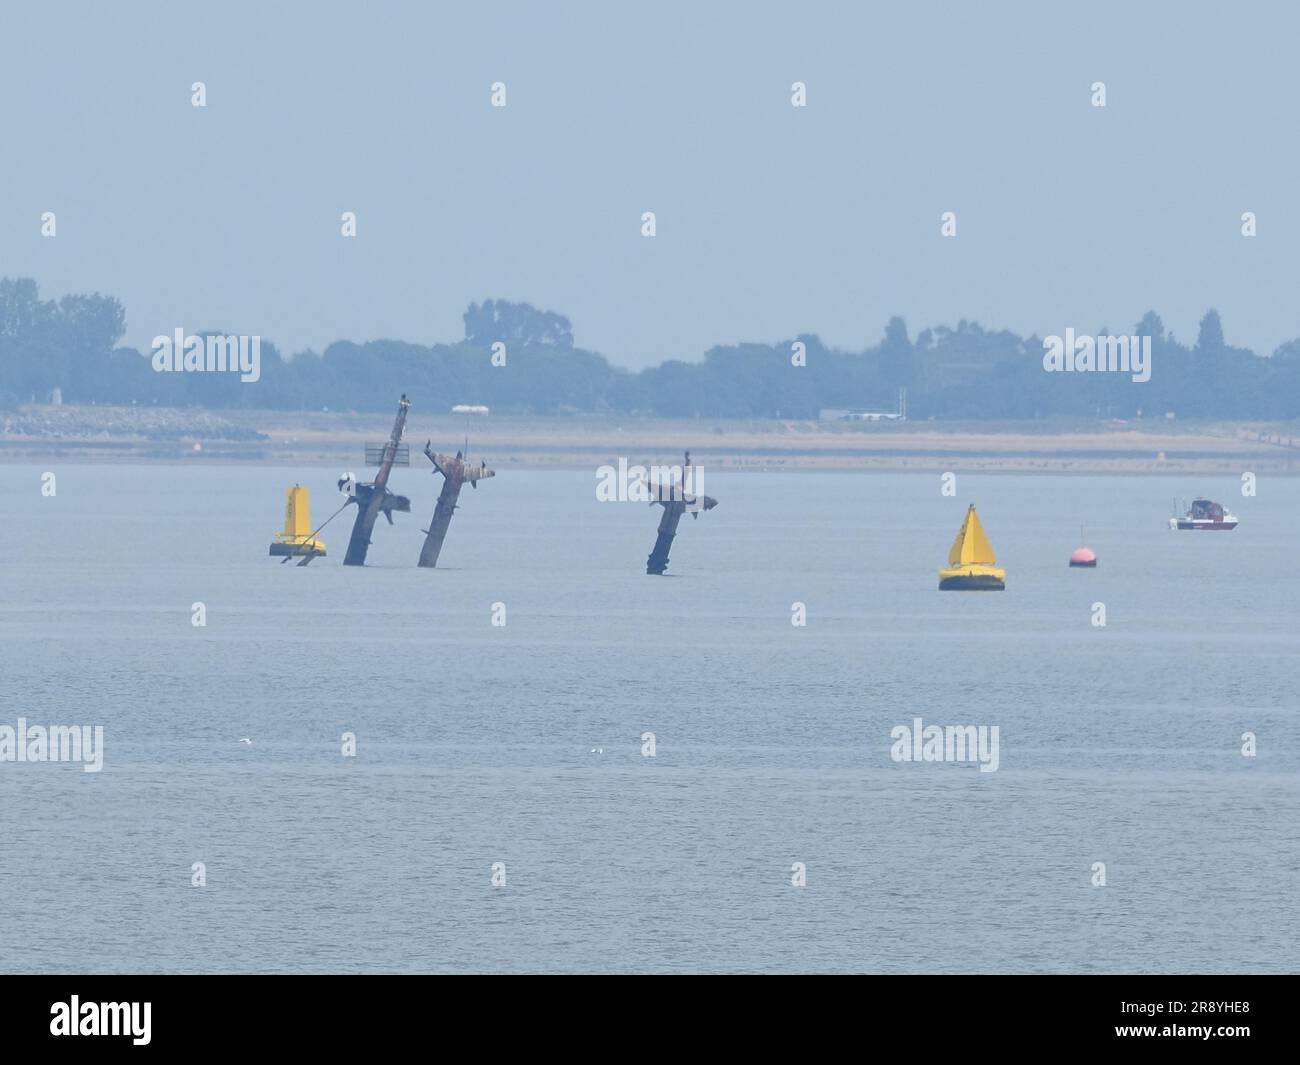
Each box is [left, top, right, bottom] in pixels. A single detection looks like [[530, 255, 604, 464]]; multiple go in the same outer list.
[[1069, 547, 1097, 568]]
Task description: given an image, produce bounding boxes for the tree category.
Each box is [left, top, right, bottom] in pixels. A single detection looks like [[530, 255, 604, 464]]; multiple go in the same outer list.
[[1196, 309, 1225, 354], [463, 299, 574, 350], [2, 280, 1297, 420], [879, 315, 914, 389], [1135, 310, 1164, 342]]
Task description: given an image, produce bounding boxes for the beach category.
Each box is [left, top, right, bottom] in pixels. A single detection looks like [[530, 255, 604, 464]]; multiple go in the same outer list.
[[4, 404, 1300, 474]]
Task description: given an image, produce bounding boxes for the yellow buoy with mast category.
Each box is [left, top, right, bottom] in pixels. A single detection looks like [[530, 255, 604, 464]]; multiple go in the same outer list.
[[939, 504, 1005, 590], [269, 485, 327, 561]]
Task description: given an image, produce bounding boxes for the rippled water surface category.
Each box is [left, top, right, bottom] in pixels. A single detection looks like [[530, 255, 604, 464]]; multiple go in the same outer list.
[[1, 465, 1295, 972]]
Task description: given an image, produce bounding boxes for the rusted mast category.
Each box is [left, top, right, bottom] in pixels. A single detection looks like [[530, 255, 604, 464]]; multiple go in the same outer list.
[[646, 450, 717, 575], [341, 394, 411, 566], [418, 444, 494, 568]]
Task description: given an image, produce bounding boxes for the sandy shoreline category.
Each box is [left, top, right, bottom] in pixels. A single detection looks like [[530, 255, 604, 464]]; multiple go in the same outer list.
[[3, 406, 1300, 474]]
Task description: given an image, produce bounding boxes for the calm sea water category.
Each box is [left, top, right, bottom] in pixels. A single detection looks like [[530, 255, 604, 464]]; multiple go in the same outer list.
[[0, 463, 1296, 973]]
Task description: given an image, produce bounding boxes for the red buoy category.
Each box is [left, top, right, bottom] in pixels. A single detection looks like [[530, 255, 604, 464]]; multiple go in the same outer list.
[[1069, 546, 1097, 568]]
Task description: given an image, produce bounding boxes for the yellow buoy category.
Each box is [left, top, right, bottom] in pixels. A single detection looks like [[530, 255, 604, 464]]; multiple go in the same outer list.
[[938, 504, 1005, 590], [269, 485, 326, 558]]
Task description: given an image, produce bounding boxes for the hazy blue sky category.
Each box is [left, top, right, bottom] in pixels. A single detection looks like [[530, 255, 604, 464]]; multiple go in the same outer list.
[[2, 1, 1296, 367]]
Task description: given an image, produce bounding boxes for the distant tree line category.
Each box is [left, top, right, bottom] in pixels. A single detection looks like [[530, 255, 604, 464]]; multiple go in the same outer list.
[[4, 276, 1300, 420]]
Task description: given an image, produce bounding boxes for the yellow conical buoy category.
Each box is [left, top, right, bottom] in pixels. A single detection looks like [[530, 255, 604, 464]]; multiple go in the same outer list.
[[269, 485, 326, 559], [939, 504, 1005, 590]]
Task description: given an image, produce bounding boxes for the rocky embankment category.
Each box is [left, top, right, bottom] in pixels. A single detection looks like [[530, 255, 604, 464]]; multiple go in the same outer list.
[[0, 404, 269, 460], [4, 404, 1300, 472], [1, 405, 267, 442]]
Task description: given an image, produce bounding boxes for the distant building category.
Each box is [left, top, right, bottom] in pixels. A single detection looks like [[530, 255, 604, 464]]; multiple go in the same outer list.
[[820, 409, 904, 422], [820, 389, 906, 422]]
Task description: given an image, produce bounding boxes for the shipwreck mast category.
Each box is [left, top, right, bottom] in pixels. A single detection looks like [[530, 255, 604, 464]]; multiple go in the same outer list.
[[418, 445, 495, 568], [645, 450, 717, 575], [341, 394, 412, 566]]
